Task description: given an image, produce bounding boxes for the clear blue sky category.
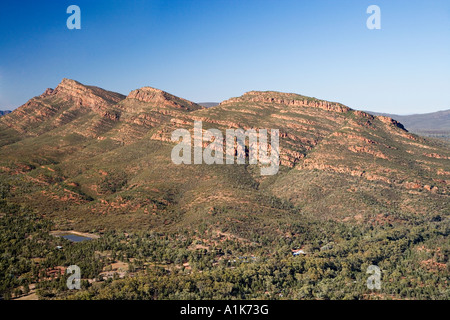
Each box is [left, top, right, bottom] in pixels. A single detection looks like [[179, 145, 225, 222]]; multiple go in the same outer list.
[[0, 0, 449, 114]]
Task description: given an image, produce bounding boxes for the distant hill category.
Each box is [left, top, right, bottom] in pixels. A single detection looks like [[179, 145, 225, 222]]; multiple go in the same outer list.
[[197, 102, 219, 108], [0, 110, 11, 116], [367, 109, 450, 140]]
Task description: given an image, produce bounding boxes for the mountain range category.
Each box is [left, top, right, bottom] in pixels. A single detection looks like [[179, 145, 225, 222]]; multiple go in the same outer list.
[[366, 110, 450, 141], [0, 78, 448, 236]]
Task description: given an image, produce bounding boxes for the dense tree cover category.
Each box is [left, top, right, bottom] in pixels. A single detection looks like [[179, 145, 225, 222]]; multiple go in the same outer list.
[[1, 204, 448, 300], [0, 177, 448, 300], [62, 218, 448, 300]]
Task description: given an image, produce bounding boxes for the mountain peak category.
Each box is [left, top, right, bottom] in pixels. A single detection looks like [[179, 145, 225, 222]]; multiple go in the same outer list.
[[54, 78, 88, 93], [37, 79, 84, 98], [127, 86, 166, 99], [50, 78, 125, 106], [127, 87, 203, 111], [220, 90, 352, 113], [60, 77, 81, 85]]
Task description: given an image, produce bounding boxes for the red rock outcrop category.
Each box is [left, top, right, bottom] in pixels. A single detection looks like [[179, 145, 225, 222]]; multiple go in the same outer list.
[[53, 78, 125, 118], [127, 87, 202, 111], [377, 116, 407, 130], [220, 91, 351, 113]]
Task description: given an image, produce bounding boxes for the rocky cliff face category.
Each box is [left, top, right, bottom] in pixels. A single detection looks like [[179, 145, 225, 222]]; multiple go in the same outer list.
[[51, 78, 125, 118], [54, 78, 125, 104], [127, 87, 203, 111], [220, 91, 351, 113], [377, 115, 407, 130]]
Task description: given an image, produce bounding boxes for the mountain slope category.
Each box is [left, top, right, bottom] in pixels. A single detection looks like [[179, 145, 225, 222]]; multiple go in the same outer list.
[[197, 91, 449, 219], [0, 81, 448, 238]]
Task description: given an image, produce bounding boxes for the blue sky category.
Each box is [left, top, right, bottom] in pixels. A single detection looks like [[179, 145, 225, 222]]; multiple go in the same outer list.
[[0, 0, 449, 114]]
